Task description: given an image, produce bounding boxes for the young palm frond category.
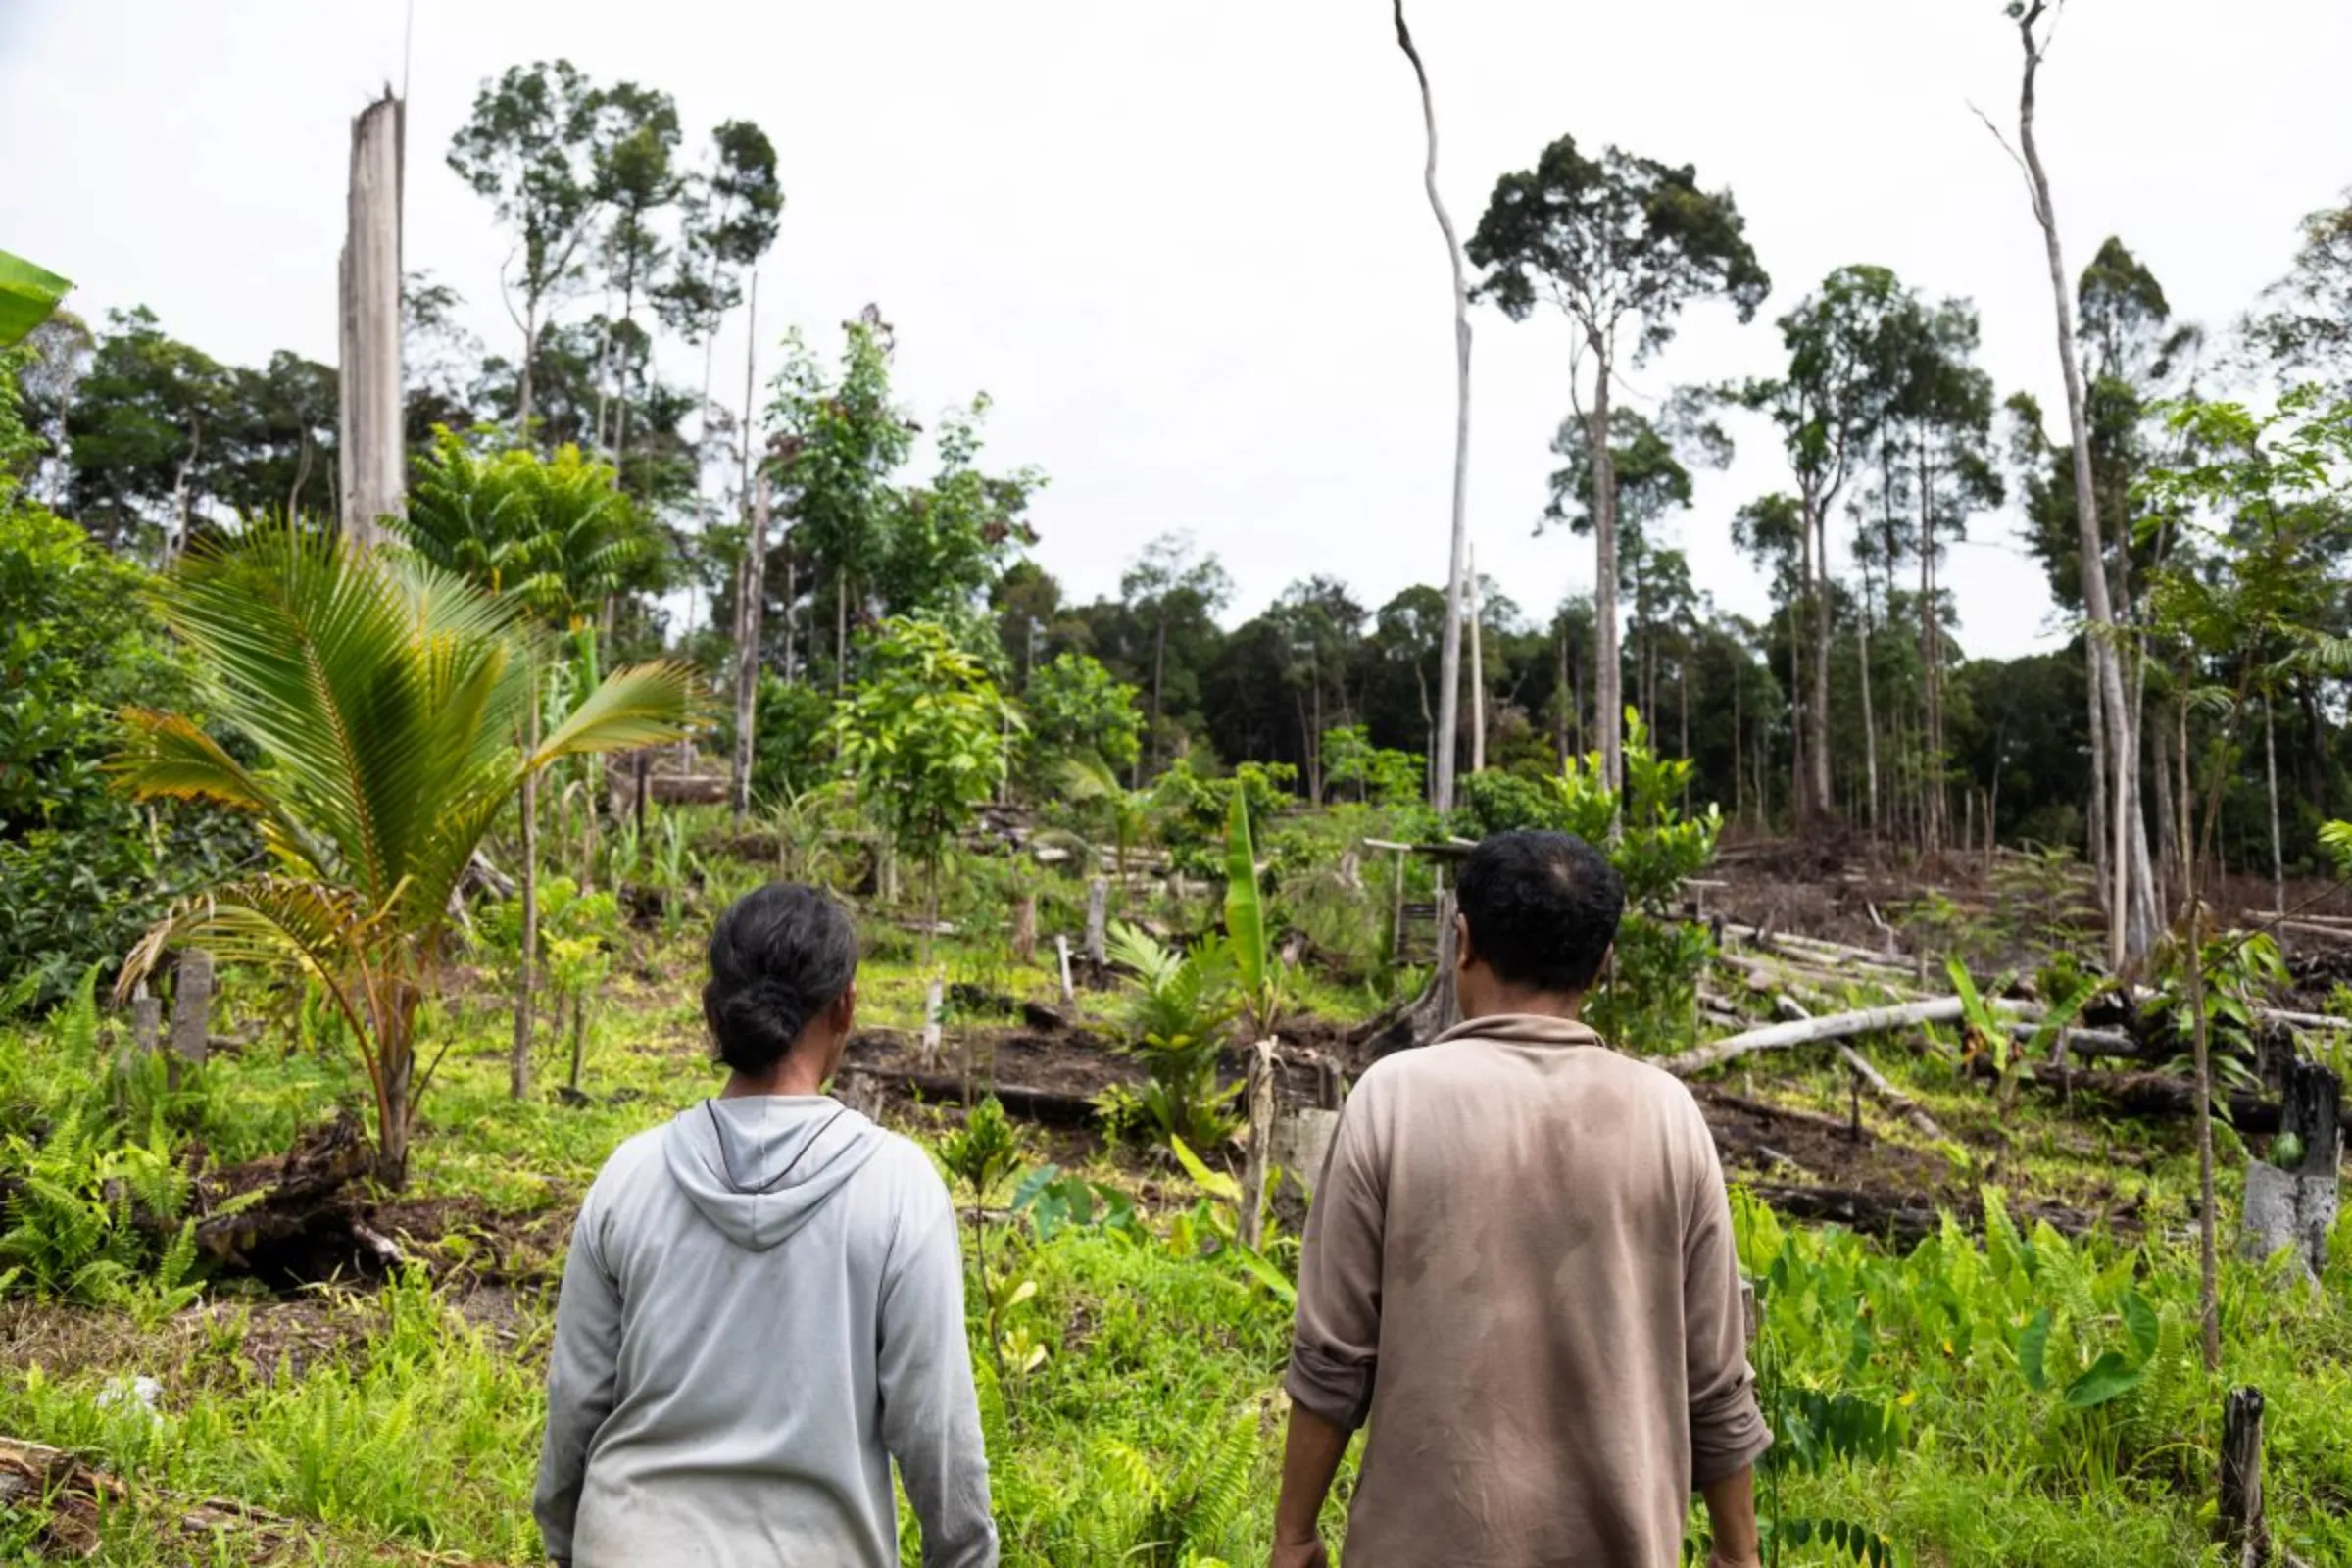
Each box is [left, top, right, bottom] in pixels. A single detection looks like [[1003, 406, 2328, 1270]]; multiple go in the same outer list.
[[113, 517, 695, 1185]]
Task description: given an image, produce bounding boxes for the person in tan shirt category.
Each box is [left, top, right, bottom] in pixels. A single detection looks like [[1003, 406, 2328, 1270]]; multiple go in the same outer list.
[[1271, 829, 1770, 1568]]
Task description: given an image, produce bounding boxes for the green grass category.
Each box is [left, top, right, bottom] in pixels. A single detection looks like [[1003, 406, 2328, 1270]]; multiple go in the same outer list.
[[2, 913, 2349, 1565]]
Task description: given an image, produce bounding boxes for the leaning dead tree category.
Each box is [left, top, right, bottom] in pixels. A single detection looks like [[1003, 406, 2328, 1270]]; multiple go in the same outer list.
[[338, 88, 405, 550], [1982, 2, 2158, 965], [1392, 0, 1475, 810]]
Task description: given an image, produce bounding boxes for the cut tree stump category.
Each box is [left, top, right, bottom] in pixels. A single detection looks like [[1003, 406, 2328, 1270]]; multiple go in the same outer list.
[[2240, 1061, 2341, 1283], [1011, 895, 1037, 965], [1239, 1041, 1277, 1250], [168, 949, 213, 1090], [1084, 879, 1108, 967], [2221, 1388, 2269, 1567]]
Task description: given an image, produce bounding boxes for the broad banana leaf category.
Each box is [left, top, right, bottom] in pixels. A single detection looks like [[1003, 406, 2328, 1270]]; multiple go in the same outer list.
[[0, 251, 70, 348], [1224, 787, 1267, 1004]]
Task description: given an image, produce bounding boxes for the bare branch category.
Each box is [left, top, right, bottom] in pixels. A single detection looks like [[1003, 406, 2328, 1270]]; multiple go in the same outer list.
[[1967, 100, 2042, 220]]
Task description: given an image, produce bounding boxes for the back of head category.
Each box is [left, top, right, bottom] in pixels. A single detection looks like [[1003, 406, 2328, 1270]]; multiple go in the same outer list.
[[703, 882, 859, 1075], [1457, 830, 1624, 995]]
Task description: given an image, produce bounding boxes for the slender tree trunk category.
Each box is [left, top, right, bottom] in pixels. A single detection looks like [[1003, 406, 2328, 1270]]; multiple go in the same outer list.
[[1919, 447, 1941, 854], [1859, 579, 1881, 835], [2013, 3, 2156, 964], [2265, 694, 2285, 912], [518, 300, 538, 445], [1467, 544, 1486, 775], [1555, 614, 1571, 765], [1590, 347, 1623, 794], [732, 472, 771, 824], [1785, 596, 1805, 818], [512, 699, 540, 1102], [836, 570, 849, 696], [1802, 485, 1835, 820], [1394, 0, 1474, 812], [1148, 614, 1168, 785]]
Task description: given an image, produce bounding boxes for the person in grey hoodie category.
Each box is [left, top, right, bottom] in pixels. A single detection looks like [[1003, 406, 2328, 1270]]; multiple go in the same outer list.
[[533, 882, 999, 1567]]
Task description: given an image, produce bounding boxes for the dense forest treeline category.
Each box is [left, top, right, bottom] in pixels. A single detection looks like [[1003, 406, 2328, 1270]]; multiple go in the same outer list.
[[7, 58, 2352, 892]]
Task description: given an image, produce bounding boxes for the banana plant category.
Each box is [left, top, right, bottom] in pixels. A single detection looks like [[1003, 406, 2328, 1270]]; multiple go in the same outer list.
[[1224, 788, 1284, 1041]]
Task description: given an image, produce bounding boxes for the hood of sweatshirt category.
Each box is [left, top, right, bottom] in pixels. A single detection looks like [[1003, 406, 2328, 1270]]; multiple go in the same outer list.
[[661, 1095, 886, 1251]]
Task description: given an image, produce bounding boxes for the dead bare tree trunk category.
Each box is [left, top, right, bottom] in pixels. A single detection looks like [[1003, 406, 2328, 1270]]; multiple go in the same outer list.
[[1394, 0, 1474, 812], [338, 89, 404, 550], [2000, 2, 2156, 965], [731, 473, 771, 825], [1805, 487, 1835, 821], [1467, 542, 1486, 776]]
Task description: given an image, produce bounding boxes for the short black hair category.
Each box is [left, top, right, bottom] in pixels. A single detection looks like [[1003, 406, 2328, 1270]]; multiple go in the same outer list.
[[703, 882, 859, 1075], [1456, 830, 1623, 994]]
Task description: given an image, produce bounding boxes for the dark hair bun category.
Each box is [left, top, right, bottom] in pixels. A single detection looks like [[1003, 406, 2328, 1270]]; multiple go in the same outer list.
[[703, 883, 859, 1075]]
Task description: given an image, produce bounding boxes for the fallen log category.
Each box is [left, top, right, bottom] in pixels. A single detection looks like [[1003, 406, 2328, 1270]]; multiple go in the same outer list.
[[865, 1072, 1103, 1127], [1662, 997, 2020, 1077], [1838, 1046, 1947, 1141], [191, 1112, 378, 1281], [1969, 1058, 2282, 1133], [1746, 1183, 2131, 1248], [2260, 1007, 2352, 1033]]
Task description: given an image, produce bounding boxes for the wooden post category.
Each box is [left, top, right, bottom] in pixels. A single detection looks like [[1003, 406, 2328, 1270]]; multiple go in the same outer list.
[[168, 950, 213, 1091], [128, 980, 161, 1061], [2220, 1388, 2269, 1568], [1054, 936, 1074, 1007], [1084, 878, 1108, 967], [920, 977, 945, 1070], [337, 89, 404, 548], [1240, 1041, 1278, 1250], [1010, 895, 1037, 965]]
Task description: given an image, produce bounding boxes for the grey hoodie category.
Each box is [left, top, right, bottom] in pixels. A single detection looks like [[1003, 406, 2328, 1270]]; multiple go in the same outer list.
[[533, 1097, 998, 1567]]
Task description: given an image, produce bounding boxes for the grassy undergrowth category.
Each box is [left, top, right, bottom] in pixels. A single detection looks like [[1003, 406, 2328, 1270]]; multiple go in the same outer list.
[[0, 927, 2348, 1565]]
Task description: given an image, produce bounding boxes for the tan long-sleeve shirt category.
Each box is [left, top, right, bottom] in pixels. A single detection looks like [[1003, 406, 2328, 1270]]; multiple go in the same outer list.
[[1286, 1013, 1770, 1568]]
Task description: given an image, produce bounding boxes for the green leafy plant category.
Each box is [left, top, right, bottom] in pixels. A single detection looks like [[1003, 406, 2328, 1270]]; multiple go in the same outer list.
[[0, 250, 71, 348], [113, 518, 694, 1186], [1222, 787, 1285, 1042], [938, 1098, 1047, 1381], [1104, 921, 1241, 1152], [826, 616, 1018, 957]]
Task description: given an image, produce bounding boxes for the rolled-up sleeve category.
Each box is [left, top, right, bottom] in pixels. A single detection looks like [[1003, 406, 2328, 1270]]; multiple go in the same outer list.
[[1285, 1089, 1385, 1431], [1682, 1107, 1773, 1485]]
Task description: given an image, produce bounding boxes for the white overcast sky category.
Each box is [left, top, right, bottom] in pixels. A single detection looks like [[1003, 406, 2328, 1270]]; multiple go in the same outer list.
[[3, 1, 2344, 657]]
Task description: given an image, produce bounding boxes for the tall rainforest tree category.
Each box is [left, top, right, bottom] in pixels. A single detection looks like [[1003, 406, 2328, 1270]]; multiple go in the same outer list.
[[1986, 0, 2158, 964], [1739, 266, 1907, 821], [1121, 533, 1234, 780], [1468, 135, 1768, 791], [2245, 189, 2352, 393], [586, 82, 683, 487], [115, 520, 693, 1185], [448, 60, 607, 444], [1877, 293, 2003, 851], [2009, 237, 2201, 898], [1547, 405, 1726, 749], [766, 314, 917, 689]]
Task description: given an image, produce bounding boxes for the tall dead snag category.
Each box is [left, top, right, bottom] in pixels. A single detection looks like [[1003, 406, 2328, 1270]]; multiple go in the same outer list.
[[338, 88, 405, 549], [731, 471, 772, 824], [1393, 0, 1474, 811], [1991, 3, 2157, 964]]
